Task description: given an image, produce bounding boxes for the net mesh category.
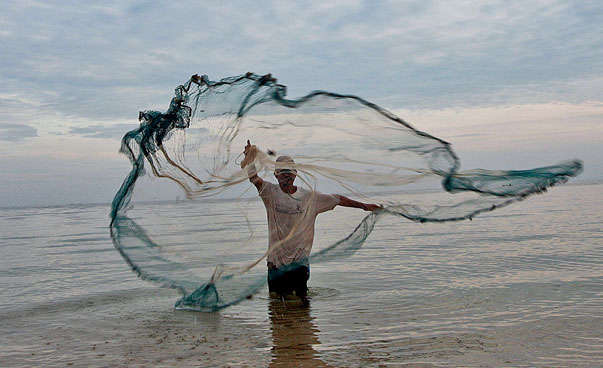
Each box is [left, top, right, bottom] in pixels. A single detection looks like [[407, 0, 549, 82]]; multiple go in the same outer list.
[[110, 73, 582, 311]]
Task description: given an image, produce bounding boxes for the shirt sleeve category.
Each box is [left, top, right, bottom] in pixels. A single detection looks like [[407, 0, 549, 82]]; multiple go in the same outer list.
[[314, 192, 340, 214]]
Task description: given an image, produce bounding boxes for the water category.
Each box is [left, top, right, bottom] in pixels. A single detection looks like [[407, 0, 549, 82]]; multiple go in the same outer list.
[[1, 184, 601, 367]]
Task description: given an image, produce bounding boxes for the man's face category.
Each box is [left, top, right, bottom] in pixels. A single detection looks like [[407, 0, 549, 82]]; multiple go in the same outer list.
[[275, 172, 296, 186]]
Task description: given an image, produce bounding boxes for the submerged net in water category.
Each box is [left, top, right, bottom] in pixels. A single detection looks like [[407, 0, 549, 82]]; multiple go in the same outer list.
[[110, 73, 582, 311]]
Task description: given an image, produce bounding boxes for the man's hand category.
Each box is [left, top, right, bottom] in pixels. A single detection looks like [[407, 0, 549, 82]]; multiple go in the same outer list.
[[362, 203, 383, 212], [336, 195, 383, 212], [241, 140, 264, 191], [241, 140, 258, 169]]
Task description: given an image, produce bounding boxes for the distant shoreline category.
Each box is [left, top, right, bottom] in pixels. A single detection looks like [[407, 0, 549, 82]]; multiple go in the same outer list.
[[1, 180, 600, 211]]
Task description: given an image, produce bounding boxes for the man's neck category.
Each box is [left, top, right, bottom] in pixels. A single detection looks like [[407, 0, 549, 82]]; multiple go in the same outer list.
[[279, 184, 297, 194]]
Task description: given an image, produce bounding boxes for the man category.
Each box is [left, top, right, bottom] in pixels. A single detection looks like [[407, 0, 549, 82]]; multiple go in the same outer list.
[[241, 140, 380, 302]]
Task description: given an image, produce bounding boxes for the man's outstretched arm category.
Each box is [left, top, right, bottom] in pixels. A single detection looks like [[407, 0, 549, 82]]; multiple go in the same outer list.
[[335, 195, 382, 211], [242, 140, 263, 192]]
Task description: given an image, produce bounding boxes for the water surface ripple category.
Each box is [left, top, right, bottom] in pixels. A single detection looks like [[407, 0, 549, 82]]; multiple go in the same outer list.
[[0, 184, 601, 367]]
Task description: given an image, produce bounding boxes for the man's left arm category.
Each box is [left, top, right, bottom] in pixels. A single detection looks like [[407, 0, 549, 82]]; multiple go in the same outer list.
[[335, 195, 381, 212]]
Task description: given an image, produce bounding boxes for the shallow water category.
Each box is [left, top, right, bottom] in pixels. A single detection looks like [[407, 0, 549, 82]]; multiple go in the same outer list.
[[1, 184, 601, 367]]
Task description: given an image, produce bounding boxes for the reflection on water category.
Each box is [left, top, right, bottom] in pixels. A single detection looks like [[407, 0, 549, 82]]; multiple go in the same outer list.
[[268, 298, 333, 367]]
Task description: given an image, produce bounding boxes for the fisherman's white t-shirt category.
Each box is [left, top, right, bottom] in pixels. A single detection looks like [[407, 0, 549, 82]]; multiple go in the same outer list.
[[259, 182, 339, 268]]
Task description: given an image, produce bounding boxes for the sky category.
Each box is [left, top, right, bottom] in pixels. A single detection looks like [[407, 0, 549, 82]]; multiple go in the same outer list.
[[1, 0, 602, 208]]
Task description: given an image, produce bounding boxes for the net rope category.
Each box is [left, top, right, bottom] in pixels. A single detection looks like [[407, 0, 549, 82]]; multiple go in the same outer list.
[[110, 73, 582, 311]]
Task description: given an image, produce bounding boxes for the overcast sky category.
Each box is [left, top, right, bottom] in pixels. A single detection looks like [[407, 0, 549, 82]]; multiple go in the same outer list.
[[1, 0, 601, 207]]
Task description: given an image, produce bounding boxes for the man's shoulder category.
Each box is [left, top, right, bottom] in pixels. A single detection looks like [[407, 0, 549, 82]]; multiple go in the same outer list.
[[263, 181, 279, 190], [259, 181, 278, 196]]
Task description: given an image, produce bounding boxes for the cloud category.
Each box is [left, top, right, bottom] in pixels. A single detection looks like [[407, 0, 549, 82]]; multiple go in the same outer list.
[[0, 0, 602, 207], [0, 123, 38, 142], [0, 0, 601, 128], [68, 123, 138, 139]]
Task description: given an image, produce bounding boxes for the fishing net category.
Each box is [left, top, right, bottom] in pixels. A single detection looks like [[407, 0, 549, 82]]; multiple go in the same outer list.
[[109, 73, 582, 311]]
